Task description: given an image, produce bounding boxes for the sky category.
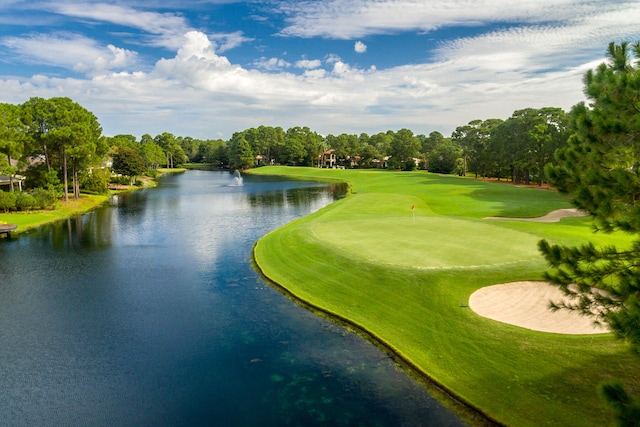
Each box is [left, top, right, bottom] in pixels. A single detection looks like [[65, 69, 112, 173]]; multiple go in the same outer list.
[[1, 1, 639, 140]]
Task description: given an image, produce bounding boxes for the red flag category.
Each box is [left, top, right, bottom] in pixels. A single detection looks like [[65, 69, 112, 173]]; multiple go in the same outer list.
[[411, 205, 415, 210]]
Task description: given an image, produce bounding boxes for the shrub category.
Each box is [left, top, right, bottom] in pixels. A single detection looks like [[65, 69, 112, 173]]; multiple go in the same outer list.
[[110, 175, 130, 185], [81, 168, 110, 194], [0, 190, 17, 212], [32, 187, 58, 210], [15, 192, 38, 211], [403, 159, 417, 171]]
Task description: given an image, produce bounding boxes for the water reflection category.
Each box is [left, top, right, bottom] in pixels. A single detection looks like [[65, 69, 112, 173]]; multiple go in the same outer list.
[[0, 170, 466, 427]]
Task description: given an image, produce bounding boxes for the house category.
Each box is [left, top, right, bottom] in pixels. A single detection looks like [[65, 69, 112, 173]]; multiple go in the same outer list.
[[319, 149, 337, 168], [372, 156, 389, 169], [0, 174, 26, 191], [348, 155, 362, 168]]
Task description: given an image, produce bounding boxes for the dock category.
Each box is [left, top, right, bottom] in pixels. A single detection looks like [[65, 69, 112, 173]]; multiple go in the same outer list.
[[0, 223, 17, 238]]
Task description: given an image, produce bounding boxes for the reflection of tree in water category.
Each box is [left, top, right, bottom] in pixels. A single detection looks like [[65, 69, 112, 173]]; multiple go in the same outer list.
[[247, 184, 347, 208], [32, 206, 114, 250]]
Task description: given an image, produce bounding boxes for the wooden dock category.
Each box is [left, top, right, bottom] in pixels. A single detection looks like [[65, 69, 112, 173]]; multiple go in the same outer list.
[[0, 223, 17, 238]]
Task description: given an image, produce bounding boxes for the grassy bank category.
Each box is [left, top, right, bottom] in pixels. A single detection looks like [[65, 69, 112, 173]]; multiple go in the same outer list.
[[251, 166, 639, 426], [0, 168, 185, 235], [0, 194, 110, 234]]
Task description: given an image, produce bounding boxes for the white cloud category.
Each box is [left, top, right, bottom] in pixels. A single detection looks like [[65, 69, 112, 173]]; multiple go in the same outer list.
[[255, 57, 292, 71], [0, 26, 599, 139], [1, 32, 138, 75], [277, 0, 637, 39], [2, 1, 640, 141], [354, 41, 367, 53], [295, 59, 322, 69], [48, 2, 191, 50], [209, 31, 254, 53]]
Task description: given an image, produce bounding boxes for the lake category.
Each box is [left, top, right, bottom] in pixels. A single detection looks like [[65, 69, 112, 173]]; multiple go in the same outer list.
[[0, 170, 467, 426]]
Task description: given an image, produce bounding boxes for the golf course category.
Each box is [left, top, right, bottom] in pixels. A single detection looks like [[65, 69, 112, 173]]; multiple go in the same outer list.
[[252, 166, 640, 426]]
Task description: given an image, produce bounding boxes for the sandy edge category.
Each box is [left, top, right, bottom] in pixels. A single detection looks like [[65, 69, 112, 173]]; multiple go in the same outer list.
[[485, 208, 586, 222], [469, 281, 608, 334]]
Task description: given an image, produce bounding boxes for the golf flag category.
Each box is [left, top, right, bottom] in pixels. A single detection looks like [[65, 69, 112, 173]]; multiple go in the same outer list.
[[411, 205, 415, 210]]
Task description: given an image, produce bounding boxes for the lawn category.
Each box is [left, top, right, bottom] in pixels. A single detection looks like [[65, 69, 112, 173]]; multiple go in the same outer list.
[[0, 194, 110, 233], [251, 166, 639, 427]]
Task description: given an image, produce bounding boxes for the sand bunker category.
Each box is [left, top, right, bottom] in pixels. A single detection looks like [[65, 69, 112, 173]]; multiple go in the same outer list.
[[469, 281, 609, 334], [485, 208, 586, 222]]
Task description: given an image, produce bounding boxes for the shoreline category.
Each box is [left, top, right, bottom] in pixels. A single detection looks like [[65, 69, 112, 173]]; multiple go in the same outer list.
[[0, 168, 185, 236], [246, 167, 636, 427], [252, 241, 503, 427]]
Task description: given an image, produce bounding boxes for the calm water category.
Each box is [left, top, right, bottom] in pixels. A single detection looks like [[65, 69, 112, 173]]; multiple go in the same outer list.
[[0, 170, 467, 426]]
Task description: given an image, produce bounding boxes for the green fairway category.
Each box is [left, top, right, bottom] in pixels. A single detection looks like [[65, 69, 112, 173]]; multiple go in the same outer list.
[[252, 167, 638, 427]]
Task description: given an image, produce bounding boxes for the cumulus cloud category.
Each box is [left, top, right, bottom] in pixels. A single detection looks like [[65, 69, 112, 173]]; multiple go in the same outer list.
[[295, 59, 322, 69], [354, 41, 367, 53], [255, 57, 292, 70], [0, 26, 593, 138], [2, 1, 640, 140], [1, 32, 137, 75]]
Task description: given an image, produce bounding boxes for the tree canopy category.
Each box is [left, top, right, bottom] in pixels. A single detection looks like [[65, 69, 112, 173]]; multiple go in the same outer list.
[[539, 41, 640, 424]]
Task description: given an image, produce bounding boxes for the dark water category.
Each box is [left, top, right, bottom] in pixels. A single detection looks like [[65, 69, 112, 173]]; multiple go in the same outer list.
[[0, 170, 467, 426]]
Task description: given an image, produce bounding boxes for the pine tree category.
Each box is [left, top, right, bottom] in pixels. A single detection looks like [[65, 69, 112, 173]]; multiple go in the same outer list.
[[540, 41, 640, 425]]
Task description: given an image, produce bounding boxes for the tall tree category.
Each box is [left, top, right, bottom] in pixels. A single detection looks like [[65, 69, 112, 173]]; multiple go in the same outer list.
[[281, 127, 308, 166], [112, 146, 146, 184], [368, 131, 393, 163], [490, 109, 567, 184], [154, 132, 185, 168], [0, 103, 26, 191], [428, 139, 463, 174], [22, 97, 102, 201], [228, 132, 254, 170], [539, 41, 640, 423], [21, 97, 54, 172], [453, 119, 502, 178], [388, 128, 420, 169], [49, 97, 103, 201]]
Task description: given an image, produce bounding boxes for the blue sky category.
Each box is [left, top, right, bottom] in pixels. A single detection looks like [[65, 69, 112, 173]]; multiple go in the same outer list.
[[1, 1, 639, 140]]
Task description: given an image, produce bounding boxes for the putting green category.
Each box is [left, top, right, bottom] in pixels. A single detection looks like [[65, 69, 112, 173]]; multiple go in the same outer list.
[[251, 167, 640, 427], [309, 216, 541, 269]]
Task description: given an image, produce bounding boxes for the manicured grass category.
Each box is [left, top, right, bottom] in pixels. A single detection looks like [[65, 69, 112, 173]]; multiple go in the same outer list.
[[252, 166, 638, 427]]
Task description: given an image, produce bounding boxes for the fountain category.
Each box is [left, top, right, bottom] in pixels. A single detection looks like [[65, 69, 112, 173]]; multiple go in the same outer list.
[[231, 169, 243, 186]]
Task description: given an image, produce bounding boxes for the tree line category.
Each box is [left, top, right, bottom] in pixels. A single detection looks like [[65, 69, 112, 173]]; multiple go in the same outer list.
[[221, 108, 570, 187], [1, 95, 571, 210]]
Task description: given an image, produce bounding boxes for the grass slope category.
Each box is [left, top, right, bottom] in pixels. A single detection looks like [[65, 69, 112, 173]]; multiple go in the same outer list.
[[252, 167, 639, 427], [0, 194, 109, 234]]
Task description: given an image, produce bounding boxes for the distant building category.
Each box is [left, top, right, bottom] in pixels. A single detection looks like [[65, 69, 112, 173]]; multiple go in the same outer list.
[[0, 174, 26, 191], [319, 149, 336, 168], [372, 156, 389, 169]]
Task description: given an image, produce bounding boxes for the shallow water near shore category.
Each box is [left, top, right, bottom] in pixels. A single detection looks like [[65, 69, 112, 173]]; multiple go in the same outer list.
[[0, 170, 467, 426]]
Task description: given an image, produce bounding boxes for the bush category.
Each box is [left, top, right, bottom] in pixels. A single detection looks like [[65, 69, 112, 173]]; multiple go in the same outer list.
[[110, 175, 130, 185], [0, 190, 17, 212], [32, 187, 58, 210], [15, 192, 38, 211], [81, 168, 110, 194], [403, 159, 417, 171]]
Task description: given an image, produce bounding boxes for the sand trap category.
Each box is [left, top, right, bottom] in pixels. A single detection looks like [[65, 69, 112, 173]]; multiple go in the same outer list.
[[485, 208, 586, 222], [469, 281, 609, 334]]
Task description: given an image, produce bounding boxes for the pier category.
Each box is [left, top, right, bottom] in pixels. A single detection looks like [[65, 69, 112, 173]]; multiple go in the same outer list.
[[0, 223, 17, 238]]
